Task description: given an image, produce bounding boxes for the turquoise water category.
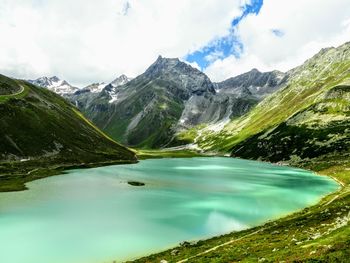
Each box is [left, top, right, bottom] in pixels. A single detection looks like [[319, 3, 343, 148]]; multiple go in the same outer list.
[[0, 157, 338, 263]]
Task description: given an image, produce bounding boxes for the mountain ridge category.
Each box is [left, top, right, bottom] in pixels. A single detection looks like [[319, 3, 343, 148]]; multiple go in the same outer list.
[[67, 56, 284, 148], [28, 76, 79, 95], [0, 74, 137, 191], [184, 41, 350, 167]]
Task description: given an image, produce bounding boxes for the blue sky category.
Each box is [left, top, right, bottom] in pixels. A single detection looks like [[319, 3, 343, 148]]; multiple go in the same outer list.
[[0, 0, 349, 86], [186, 0, 263, 70]]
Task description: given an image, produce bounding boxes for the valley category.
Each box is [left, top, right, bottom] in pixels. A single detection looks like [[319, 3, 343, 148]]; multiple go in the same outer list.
[[1, 0, 350, 262], [0, 41, 349, 263], [0, 74, 137, 192]]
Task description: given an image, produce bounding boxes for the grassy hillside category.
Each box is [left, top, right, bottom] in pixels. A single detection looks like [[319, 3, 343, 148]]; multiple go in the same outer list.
[[72, 56, 243, 149], [93, 79, 186, 148], [230, 84, 350, 165], [182, 42, 350, 158], [0, 74, 137, 192], [135, 42, 350, 263]]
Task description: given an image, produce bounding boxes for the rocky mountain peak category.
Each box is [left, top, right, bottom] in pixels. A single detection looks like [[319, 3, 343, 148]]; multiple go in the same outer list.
[[145, 56, 181, 76], [287, 41, 350, 79], [83, 82, 107, 93], [250, 68, 260, 73], [141, 56, 216, 95], [50, 76, 60, 82], [28, 76, 78, 95], [216, 69, 287, 98], [110, 74, 131, 87]]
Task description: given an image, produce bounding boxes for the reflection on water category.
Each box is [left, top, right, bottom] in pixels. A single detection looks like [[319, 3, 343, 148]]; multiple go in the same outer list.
[[0, 157, 338, 263]]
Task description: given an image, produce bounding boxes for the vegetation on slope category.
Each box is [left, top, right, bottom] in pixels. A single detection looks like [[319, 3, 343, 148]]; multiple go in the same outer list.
[[134, 42, 350, 263], [181, 42, 350, 156], [72, 58, 282, 149], [231, 85, 350, 165], [0, 74, 137, 192], [71, 57, 216, 149], [136, 149, 204, 160]]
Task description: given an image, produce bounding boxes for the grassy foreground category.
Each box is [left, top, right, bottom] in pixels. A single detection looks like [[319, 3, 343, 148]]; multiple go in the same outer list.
[[131, 160, 350, 263]]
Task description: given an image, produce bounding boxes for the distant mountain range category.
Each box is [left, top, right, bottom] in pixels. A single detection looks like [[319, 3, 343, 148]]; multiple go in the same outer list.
[[34, 57, 283, 148], [0, 40, 349, 192], [24, 42, 350, 168], [28, 74, 132, 96], [28, 76, 79, 95]]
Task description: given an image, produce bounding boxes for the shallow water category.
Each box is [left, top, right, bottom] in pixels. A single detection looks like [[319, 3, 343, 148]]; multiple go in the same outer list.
[[0, 157, 338, 263]]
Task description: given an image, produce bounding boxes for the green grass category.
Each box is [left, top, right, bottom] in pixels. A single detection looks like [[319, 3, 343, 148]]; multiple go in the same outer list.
[[130, 44, 350, 262], [136, 149, 205, 160], [0, 75, 137, 192], [187, 44, 350, 153], [0, 75, 29, 103], [82, 79, 186, 149]]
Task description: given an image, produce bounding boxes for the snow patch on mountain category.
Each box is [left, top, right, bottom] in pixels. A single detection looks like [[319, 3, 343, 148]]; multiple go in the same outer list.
[[28, 76, 78, 95], [109, 94, 118, 103], [110, 74, 131, 87], [85, 83, 107, 93], [106, 75, 132, 104]]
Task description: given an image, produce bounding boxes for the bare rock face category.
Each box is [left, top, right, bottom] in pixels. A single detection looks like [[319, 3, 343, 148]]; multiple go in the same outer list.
[[177, 69, 287, 129], [68, 57, 287, 148], [143, 56, 216, 97], [69, 56, 220, 148], [216, 68, 287, 99]]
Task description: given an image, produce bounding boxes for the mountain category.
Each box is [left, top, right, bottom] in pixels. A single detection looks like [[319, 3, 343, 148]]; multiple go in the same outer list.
[[176, 69, 287, 133], [110, 74, 131, 87], [71, 57, 284, 148], [188, 42, 350, 166], [71, 56, 217, 148], [28, 76, 78, 95], [83, 82, 108, 93], [216, 68, 287, 98], [0, 73, 137, 190], [138, 42, 350, 263], [102, 74, 132, 103], [68, 74, 131, 113]]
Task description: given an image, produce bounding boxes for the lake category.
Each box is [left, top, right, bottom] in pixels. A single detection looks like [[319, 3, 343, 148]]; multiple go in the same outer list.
[[0, 157, 338, 263]]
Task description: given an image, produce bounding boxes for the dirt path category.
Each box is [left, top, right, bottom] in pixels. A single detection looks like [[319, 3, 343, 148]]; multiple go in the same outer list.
[[322, 176, 347, 207], [11, 85, 25, 96], [176, 229, 264, 263], [0, 85, 25, 97]]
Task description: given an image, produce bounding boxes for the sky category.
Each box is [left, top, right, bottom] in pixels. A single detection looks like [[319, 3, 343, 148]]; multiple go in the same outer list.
[[0, 0, 349, 87]]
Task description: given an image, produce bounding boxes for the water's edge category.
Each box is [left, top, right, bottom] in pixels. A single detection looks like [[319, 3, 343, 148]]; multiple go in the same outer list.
[[127, 158, 343, 262], [0, 156, 341, 263]]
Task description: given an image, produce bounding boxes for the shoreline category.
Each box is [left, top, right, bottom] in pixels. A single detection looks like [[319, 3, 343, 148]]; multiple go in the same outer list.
[[130, 158, 350, 262], [0, 153, 348, 262], [0, 158, 138, 193]]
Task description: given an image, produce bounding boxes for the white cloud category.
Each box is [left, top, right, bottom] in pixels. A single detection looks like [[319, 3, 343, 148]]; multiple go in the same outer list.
[[0, 0, 243, 86], [205, 50, 224, 63], [205, 0, 350, 81], [182, 60, 201, 71]]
